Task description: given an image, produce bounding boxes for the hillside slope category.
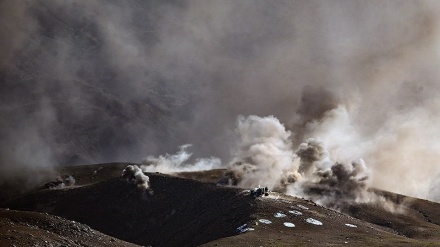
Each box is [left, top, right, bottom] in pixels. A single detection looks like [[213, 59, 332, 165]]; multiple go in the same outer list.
[[2, 163, 440, 246], [0, 208, 139, 247]]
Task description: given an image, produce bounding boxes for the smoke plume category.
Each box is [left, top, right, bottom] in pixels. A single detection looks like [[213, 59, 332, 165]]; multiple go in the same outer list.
[[44, 175, 76, 189], [2, 0, 440, 203], [289, 138, 371, 209], [220, 116, 373, 209], [122, 165, 150, 191], [141, 144, 221, 173], [223, 115, 296, 190]]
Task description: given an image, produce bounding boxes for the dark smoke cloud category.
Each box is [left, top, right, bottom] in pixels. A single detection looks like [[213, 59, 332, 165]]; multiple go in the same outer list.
[[2, 0, 440, 202], [292, 86, 340, 144], [296, 138, 332, 175], [289, 139, 371, 210], [44, 175, 76, 189]]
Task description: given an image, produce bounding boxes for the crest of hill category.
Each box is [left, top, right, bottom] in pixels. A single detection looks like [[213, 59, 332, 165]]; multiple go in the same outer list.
[[2, 163, 440, 246]]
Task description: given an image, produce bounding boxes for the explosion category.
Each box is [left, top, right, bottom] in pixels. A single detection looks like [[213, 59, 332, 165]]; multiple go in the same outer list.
[[217, 115, 373, 209], [122, 165, 150, 191], [289, 139, 371, 210], [222, 115, 296, 190], [44, 175, 76, 189], [142, 114, 375, 210], [3, 0, 440, 208]]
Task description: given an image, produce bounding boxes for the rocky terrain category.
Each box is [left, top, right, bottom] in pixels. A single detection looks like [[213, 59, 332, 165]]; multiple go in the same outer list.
[[0, 208, 137, 247], [1, 163, 440, 246]]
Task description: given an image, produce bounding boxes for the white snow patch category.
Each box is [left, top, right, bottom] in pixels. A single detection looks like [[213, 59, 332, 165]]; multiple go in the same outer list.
[[297, 204, 309, 210], [288, 210, 303, 216], [237, 224, 254, 233], [259, 219, 272, 224], [274, 212, 287, 218], [345, 223, 357, 228], [283, 222, 295, 227], [306, 218, 323, 225]]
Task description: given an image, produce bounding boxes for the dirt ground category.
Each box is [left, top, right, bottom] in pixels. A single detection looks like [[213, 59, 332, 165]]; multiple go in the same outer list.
[[0, 208, 138, 247], [1, 163, 440, 246]]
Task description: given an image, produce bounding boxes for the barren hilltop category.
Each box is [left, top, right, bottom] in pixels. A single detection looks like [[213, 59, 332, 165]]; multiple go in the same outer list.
[[1, 163, 440, 246], [2, 1, 440, 246]]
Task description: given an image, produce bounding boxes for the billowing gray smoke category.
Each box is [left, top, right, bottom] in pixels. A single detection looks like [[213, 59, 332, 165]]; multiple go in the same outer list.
[[2, 0, 440, 203], [296, 138, 332, 175], [44, 175, 76, 189], [221, 116, 373, 209], [141, 144, 221, 173], [122, 165, 150, 191], [223, 115, 296, 190], [289, 139, 371, 209]]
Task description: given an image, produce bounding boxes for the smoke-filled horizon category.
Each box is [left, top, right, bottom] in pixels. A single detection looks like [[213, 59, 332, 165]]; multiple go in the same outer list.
[[2, 0, 440, 201]]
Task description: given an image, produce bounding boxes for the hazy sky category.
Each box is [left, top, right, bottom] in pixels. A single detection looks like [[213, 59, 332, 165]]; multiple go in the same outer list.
[[2, 0, 440, 200]]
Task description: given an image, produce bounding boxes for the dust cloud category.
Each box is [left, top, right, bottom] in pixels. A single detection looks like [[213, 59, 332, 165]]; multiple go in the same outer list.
[[2, 1, 440, 202], [122, 165, 150, 191], [220, 116, 373, 209], [141, 144, 221, 173]]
